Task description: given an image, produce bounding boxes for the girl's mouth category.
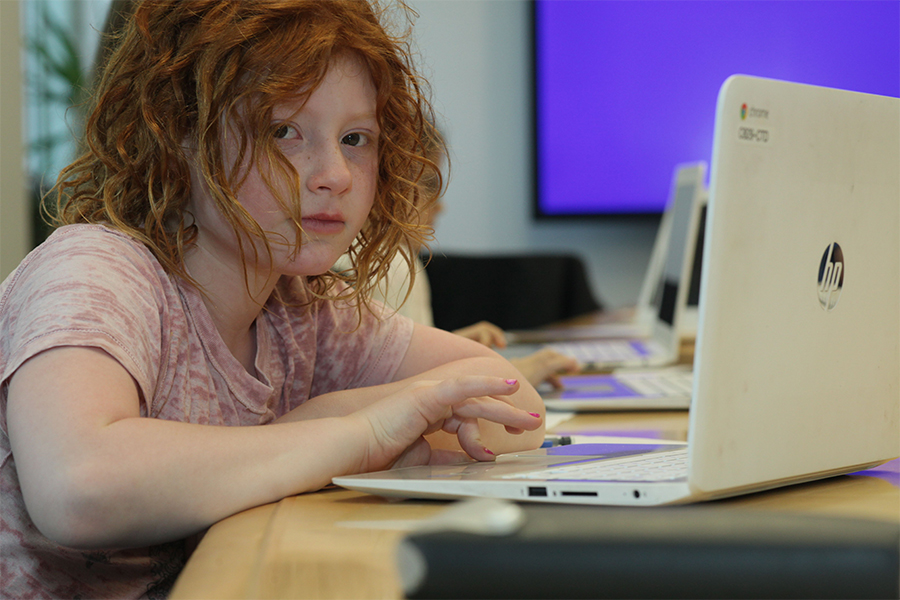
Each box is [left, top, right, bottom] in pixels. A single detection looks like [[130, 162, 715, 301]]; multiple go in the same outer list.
[[301, 215, 345, 235]]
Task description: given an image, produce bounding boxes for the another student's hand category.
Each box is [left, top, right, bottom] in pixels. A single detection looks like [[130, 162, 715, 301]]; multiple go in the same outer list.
[[353, 376, 542, 472], [452, 321, 508, 348], [510, 348, 579, 389]]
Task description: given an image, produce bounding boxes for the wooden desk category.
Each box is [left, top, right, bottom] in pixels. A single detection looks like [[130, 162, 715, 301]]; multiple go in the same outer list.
[[170, 411, 899, 600]]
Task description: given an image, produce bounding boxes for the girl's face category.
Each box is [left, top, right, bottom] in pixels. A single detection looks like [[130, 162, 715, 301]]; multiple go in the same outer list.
[[188, 53, 380, 281]]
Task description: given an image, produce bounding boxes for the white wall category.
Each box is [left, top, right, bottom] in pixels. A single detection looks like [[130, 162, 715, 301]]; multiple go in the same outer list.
[[409, 0, 659, 309]]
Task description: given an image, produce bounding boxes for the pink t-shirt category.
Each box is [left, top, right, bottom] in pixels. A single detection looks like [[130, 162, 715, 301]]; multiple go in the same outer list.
[[0, 224, 414, 599]]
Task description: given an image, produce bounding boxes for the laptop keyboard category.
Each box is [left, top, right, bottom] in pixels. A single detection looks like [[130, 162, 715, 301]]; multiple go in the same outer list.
[[621, 371, 693, 397], [547, 340, 654, 364], [501, 448, 688, 482]]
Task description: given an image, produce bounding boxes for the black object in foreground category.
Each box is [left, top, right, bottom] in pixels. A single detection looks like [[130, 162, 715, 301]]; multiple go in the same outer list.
[[398, 505, 899, 599]]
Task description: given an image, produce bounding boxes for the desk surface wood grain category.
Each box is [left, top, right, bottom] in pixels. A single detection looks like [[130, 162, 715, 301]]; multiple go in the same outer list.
[[170, 410, 899, 600]]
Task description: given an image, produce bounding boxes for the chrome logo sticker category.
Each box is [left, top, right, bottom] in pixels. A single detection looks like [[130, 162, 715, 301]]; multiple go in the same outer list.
[[817, 243, 844, 311]]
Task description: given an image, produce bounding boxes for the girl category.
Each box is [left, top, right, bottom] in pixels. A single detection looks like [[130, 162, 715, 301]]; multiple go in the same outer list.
[[0, 1, 544, 598]]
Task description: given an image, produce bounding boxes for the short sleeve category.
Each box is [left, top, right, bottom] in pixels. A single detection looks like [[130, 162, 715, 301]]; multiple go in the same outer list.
[[306, 282, 415, 396], [0, 226, 169, 416]]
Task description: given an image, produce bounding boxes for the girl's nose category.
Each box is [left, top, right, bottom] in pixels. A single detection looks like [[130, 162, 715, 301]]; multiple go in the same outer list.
[[307, 144, 352, 195]]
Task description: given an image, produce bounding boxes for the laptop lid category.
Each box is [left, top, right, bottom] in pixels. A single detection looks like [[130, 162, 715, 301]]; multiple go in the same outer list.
[[643, 162, 706, 359], [687, 75, 900, 495], [677, 190, 708, 338], [636, 164, 707, 336], [634, 178, 676, 322]]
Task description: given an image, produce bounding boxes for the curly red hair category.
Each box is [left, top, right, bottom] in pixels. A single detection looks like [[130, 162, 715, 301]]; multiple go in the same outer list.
[[52, 0, 443, 311]]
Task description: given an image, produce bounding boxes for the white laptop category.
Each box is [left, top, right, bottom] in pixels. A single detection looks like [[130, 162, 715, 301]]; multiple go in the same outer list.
[[632, 178, 707, 339], [334, 76, 900, 506], [539, 367, 693, 412], [676, 191, 707, 338], [501, 162, 707, 370]]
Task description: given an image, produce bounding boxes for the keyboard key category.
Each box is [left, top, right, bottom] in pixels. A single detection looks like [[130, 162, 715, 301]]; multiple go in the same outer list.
[[501, 449, 688, 482]]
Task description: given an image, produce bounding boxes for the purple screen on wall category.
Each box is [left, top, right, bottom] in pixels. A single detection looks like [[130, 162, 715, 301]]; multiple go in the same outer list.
[[534, 0, 900, 217]]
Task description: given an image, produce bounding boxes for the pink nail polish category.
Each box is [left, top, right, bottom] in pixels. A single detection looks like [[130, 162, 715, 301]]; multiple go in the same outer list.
[[529, 412, 541, 418], [484, 448, 495, 456], [505, 379, 518, 385]]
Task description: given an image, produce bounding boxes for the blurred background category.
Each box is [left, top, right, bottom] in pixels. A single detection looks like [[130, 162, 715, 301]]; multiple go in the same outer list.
[[2, 0, 897, 311], [0, 0, 659, 308]]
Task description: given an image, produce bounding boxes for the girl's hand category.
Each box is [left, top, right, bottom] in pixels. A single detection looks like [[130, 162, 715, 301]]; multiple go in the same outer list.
[[510, 348, 580, 388], [452, 321, 508, 349], [352, 376, 542, 473]]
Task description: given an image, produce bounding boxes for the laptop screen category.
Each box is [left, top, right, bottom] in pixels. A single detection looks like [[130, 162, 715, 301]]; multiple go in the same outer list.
[[652, 171, 701, 327]]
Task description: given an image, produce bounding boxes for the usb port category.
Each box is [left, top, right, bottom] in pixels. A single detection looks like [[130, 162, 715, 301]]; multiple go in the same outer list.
[[528, 486, 548, 497]]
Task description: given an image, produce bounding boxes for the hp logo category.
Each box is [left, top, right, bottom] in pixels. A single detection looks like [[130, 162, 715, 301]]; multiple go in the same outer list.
[[817, 243, 844, 311]]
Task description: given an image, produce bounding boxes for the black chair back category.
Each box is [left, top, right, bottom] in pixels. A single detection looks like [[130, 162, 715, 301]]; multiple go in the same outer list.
[[423, 253, 602, 331]]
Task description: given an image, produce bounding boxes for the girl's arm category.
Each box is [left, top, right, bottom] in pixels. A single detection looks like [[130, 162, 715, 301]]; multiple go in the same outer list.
[[6, 345, 539, 551], [278, 323, 547, 453]]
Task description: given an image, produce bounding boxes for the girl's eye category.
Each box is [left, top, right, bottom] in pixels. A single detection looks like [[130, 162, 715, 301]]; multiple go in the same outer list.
[[341, 132, 370, 147], [273, 124, 299, 140]]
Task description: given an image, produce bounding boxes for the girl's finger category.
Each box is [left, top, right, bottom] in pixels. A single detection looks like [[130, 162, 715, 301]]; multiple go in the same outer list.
[[429, 376, 517, 403], [454, 419, 495, 461], [448, 396, 542, 431], [412, 377, 519, 425]]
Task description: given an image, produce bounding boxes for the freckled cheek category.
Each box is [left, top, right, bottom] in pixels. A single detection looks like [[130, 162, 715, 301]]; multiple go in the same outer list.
[[351, 157, 378, 195], [235, 179, 288, 228], [360, 177, 379, 217], [361, 162, 378, 187]]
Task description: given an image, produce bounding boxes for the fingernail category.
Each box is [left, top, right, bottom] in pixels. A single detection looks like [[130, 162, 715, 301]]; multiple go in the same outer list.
[[528, 412, 541, 418], [483, 447, 495, 456], [505, 379, 518, 385]]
